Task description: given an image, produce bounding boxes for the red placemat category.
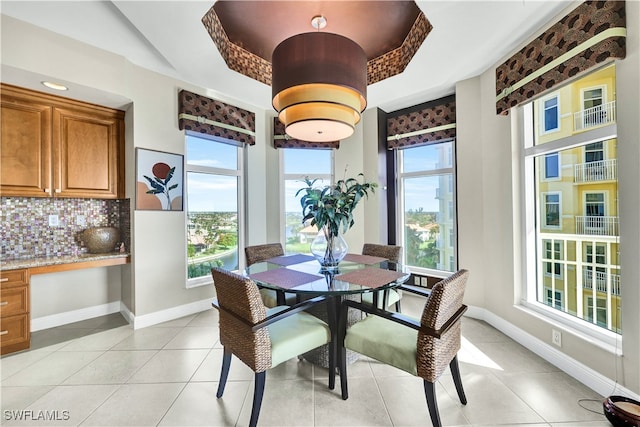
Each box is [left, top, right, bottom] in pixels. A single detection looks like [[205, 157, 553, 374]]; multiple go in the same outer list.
[[342, 253, 387, 265], [266, 254, 315, 266], [335, 268, 408, 289], [249, 268, 322, 289]]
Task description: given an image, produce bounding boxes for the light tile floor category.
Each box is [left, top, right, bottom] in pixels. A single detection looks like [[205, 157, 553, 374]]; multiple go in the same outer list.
[[1, 293, 611, 426]]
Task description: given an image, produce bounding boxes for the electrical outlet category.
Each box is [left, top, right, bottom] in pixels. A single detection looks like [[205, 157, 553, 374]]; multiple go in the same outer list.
[[48, 214, 59, 227], [76, 215, 86, 226], [552, 329, 562, 347]]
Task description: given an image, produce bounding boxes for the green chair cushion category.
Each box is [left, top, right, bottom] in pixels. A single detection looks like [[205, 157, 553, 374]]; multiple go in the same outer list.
[[345, 314, 418, 376], [361, 289, 401, 308], [266, 307, 331, 367], [260, 289, 298, 308]]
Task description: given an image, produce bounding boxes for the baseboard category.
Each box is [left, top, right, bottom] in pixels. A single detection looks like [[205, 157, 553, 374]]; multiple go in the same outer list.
[[465, 305, 640, 401], [131, 298, 213, 329], [31, 301, 121, 331]]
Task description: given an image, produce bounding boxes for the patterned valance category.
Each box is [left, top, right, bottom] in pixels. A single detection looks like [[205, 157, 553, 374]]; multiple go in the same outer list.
[[178, 89, 256, 145], [273, 118, 340, 150], [386, 96, 456, 150], [496, 0, 626, 115]]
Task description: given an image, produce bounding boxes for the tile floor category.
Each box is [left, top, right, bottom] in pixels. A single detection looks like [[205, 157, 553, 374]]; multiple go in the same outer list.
[[1, 293, 612, 426]]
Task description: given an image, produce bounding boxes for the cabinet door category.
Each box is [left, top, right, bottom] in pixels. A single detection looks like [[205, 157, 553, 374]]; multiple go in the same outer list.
[[53, 106, 124, 198], [0, 94, 52, 197]]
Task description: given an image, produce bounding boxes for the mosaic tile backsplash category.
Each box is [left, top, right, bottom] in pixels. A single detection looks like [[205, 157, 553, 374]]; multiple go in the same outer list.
[[1, 197, 131, 260]]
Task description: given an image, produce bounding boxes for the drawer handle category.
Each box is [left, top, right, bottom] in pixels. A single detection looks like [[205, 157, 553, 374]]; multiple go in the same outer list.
[[0, 301, 8, 306], [55, 188, 61, 193], [0, 330, 8, 336], [0, 278, 8, 282]]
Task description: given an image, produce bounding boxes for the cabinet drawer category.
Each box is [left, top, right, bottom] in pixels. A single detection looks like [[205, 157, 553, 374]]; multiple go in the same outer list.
[[0, 286, 28, 316], [0, 313, 30, 354], [0, 269, 29, 287]]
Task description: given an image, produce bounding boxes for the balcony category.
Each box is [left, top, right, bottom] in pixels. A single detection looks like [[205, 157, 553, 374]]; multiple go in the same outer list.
[[574, 159, 617, 183], [573, 101, 616, 131], [583, 267, 621, 296], [575, 215, 619, 236]]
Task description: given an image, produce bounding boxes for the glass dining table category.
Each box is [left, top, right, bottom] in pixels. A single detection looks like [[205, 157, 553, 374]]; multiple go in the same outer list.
[[244, 252, 411, 367]]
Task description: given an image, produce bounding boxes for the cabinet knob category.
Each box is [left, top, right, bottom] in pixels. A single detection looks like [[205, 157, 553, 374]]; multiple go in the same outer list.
[[44, 188, 50, 193], [55, 189, 61, 193]]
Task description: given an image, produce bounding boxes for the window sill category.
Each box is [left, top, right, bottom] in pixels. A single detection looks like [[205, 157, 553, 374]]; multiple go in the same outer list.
[[517, 300, 622, 356]]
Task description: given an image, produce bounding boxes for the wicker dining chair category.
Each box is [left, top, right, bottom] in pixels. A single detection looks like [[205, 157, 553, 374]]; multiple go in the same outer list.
[[339, 269, 469, 427], [211, 267, 335, 427], [244, 243, 296, 307], [361, 243, 403, 311]]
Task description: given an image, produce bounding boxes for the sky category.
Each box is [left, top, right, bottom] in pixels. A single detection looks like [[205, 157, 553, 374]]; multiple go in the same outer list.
[[185, 136, 452, 213]]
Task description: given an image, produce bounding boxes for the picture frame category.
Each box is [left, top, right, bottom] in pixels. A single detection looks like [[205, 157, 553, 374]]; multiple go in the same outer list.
[[135, 148, 184, 211]]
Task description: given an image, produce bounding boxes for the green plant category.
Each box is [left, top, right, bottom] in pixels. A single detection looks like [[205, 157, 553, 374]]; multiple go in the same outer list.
[[296, 173, 377, 237]]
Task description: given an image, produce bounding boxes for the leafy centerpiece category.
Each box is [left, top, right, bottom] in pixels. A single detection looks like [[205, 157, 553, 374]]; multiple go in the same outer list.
[[296, 173, 377, 269]]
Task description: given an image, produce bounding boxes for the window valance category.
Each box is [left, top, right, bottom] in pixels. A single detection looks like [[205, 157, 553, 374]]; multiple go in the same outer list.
[[178, 89, 256, 145], [386, 96, 456, 150], [273, 118, 340, 149], [495, 0, 626, 115]]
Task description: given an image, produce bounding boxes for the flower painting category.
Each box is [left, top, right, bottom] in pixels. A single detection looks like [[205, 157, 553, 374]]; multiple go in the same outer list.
[[136, 148, 184, 210]]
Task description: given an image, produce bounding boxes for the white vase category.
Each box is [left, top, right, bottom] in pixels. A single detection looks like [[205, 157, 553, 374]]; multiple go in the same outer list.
[[310, 227, 348, 270]]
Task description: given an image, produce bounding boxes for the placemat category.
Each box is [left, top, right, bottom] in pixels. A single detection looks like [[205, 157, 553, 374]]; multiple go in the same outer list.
[[266, 254, 315, 266], [335, 268, 407, 289], [249, 268, 322, 289], [342, 253, 387, 265]]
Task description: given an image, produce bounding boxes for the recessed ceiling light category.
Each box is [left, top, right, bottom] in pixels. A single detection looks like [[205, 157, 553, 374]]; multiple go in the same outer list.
[[41, 81, 68, 91]]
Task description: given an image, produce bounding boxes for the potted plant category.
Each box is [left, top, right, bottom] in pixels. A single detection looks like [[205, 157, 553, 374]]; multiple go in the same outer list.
[[296, 173, 377, 269]]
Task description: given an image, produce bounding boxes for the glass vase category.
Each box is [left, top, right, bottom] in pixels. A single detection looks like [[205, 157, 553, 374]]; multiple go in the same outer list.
[[310, 227, 348, 270]]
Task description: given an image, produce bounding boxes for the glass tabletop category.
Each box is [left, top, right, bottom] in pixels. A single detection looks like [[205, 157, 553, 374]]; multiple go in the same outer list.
[[244, 253, 411, 296]]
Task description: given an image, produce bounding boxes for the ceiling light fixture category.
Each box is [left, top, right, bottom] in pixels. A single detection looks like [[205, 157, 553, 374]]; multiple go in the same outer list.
[[41, 81, 68, 91], [271, 16, 367, 142]]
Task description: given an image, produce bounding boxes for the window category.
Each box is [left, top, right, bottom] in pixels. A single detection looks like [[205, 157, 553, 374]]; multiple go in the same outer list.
[[542, 95, 560, 133], [522, 64, 620, 335], [398, 141, 457, 274], [582, 87, 605, 127], [542, 192, 561, 228], [585, 141, 604, 163], [282, 149, 333, 254], [585, 193, 605, 217], [185, 134, 244, 285], [544, 152, 560, 179], [546, 289, 563, 310]]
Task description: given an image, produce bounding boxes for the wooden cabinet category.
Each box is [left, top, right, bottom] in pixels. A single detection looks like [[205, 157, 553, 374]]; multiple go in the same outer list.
[[1, 84, 125, 199], [0, 269, 30, 355]]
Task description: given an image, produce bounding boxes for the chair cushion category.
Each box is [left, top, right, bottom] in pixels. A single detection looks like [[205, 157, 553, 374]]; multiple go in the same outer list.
[[361, 289, 401, 308], [266, 307, 331, 367], [345, 314, 418, 376], [259, 289, 297, 308]]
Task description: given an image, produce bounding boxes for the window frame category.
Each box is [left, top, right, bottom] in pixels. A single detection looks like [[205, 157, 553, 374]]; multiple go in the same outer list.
[[184, 133, 246, 288], [540, 93, 561, 134], [279, 148, 334, 254], [519, 93, 620, 347], [396, 140, 458, 278]]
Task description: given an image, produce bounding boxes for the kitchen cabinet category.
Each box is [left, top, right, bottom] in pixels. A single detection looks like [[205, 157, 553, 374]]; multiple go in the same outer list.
[[0, 269, 30, 355], [1, 84, 125, 199]]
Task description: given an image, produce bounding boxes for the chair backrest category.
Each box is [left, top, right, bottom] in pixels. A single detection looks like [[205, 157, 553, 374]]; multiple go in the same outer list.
[[416, 269, 469, 382], [245, 243, 285, 266], [362, 243, 402, 262], [211, 267, 272, 372]]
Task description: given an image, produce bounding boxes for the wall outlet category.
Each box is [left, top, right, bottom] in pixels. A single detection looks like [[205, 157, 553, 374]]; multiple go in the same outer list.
[[76, 215, 86, 226], [48, 214, 59, 227], [552, 329, 562, 347]]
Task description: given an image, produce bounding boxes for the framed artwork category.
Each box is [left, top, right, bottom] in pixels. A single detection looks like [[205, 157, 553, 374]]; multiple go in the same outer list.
[[136, 148, 184, 211]]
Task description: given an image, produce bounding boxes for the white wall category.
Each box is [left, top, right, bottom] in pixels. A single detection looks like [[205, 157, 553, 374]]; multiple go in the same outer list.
[[0, 15, 269, 321], [454, 0, 640, 394]]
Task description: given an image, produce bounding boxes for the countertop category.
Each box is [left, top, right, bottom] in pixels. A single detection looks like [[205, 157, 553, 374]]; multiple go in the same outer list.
[[1, 252, 130, 273]]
